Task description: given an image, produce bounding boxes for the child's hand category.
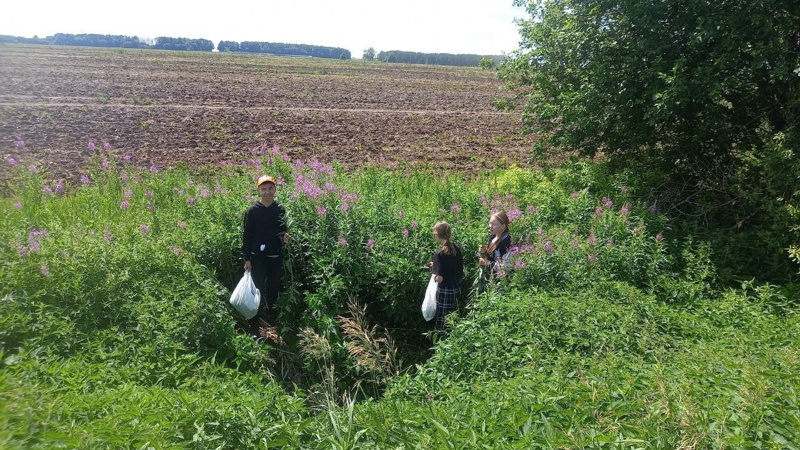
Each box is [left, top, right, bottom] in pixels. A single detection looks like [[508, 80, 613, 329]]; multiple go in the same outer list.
[[478, 245, 486, 254], [434, 275, 443, 283], [478, 258, 487, 266], [426, 261, 433, 269], [244, 261, 252, 272], [284, 233, 292, 243]]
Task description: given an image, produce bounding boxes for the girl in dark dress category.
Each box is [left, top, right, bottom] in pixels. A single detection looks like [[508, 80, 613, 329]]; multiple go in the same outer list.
[[429, 221, 464, 329]]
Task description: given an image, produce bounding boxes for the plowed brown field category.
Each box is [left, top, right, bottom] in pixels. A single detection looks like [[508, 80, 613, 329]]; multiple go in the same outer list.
[[0, 44, 534, 181]]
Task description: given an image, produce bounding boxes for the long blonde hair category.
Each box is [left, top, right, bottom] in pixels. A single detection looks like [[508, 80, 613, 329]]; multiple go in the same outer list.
[[486, 211, 510, 254], [433, 221, 457, 255]]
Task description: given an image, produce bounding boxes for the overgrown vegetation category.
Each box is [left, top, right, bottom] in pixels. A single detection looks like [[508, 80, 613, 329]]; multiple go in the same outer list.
[[1, 149, 798, 447]]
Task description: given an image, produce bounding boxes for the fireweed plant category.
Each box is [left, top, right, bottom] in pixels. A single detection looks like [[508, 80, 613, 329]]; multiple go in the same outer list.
[[1, 145, 798, 447]]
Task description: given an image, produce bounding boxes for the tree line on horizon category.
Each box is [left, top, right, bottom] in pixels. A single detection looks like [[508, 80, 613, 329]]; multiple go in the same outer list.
[[217, 40, 350, 59], [0, 33, 348, 59], [373, 49, 503, 67], [0, 33, 503, 66]]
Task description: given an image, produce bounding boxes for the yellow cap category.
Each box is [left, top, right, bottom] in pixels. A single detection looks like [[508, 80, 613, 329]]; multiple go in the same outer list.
[[257, 175, 276, 187]]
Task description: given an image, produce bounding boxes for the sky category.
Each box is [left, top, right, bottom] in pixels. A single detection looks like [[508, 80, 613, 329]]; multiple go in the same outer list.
[[1, 0, 528, 57]]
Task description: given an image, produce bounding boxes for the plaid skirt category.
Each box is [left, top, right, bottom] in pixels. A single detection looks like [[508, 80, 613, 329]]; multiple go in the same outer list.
[[435, 285, 460, 329]]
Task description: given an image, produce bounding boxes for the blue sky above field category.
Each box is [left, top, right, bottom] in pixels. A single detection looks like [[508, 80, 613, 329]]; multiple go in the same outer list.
[[2, 0, 526, 57]]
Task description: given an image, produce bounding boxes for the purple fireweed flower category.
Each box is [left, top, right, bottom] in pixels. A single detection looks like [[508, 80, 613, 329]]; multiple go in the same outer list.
[[588, 254, 598, 263], [508, 208, 522, 222], [272, 144, 280, 154], [316, 206, 327, 216], [621, 203, 630, 216], [606, 239, 614, 247], [521, 244, 535, 253], [146, 201, 155, 212], [81, 174, 90, 184], [123, 189, 133, 199], [282, 154, 290, 162], [633, 226, 642, 234], [366, 238, 375, 249], [103, 142, 111, 150], [621, 186, 628, 194], [277, 176, 286, 186], [16, 140, 25, 148], [5, 156, 17, 166], [587, 232, 597, 246], [337, 237, 348, 246], [41, 266, 50, 276], [411, 221, 418, 229], [145, 190, 153, 197], [450, 204, 461, 212], [324, 182, 335, 191], [149, 164, 158, 173], [101, 160, 110, 170], [341, 203, 350, 212], [178, 221, 187, 228], [595, 207, 603, 218], [252, 146, 259, 154], [200, 188, 211, 198], [536, 227, 543, 237], [18, 245, 29, 257], [123, 154, 131, 161], [120, 200, 130, 209], [572, 191, 580, 199], [87, 141, 95, 150], [187, 198, 196, 206], [140, 224, 150, 233], [171, 246, 185, 256], [570, 239, 580, 248], [55, 183, 65, 194], [402, 229, 409, 238], [528, 205, 539, 214], [14, 201, 22, 209], [544, 240, 554, 254], [655, 233, 663, 242], [603, 197, 613, 208], [43, 186, 53, 195], [648, 204, 658, 213], [514, 259, 527, 269], [267, 157, 274, 165], [398, 210, 405, 218], [479, 195, 487, 206], [28, 165, 37, 173]]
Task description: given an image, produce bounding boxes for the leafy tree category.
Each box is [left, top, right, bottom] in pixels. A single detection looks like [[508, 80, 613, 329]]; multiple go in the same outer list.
[[363, 47, 376, 60], [501, 0, 800, 281]]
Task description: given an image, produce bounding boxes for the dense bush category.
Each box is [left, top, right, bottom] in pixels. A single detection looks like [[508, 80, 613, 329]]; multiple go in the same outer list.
[[501, 0, 800, 283]]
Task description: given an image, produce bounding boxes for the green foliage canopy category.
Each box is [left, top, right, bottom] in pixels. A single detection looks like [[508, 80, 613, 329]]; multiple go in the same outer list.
[[501, 0, 799, 178]]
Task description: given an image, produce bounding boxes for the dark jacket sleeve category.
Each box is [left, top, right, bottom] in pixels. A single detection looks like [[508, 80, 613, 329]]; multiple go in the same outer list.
[[432, 250, 443, 277], [242, 208, 253, 261], [277, 204, 288, 237]]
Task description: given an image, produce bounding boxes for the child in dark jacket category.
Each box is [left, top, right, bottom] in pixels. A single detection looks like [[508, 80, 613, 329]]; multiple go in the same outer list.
[[242, 175, 291, 337], [428, 221, 464, 330], [478, 211, 512, 278]]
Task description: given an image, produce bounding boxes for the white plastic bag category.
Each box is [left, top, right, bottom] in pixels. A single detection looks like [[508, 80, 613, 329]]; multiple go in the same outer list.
[[229, 271, 261, 319], [422, 274, 437, 321]]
